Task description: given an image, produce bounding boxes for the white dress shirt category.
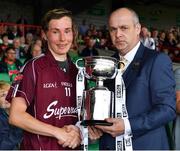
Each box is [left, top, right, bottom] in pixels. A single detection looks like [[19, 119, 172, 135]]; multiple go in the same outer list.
[[119, 41, 140, 71], [118, 41, 140, 136]]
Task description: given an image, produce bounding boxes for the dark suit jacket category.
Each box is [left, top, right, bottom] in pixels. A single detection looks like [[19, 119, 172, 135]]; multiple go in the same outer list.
[[99, 43, 176, 150], [79, 47, 99, 57]]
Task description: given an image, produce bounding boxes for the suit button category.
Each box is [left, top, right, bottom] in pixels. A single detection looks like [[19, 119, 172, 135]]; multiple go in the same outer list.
[[106, 146, 110, 150]]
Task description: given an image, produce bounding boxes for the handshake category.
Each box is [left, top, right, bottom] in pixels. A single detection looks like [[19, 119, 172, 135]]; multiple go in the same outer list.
[[56, 118, 124, 149], [55, 124, 103, 149]]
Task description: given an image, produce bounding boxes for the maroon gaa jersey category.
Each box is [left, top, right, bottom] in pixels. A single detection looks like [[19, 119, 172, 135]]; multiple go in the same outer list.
[[7, 50, 79, 150]]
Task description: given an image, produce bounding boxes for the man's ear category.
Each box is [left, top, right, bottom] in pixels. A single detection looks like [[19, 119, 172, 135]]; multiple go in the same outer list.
[[136, 23, 141, 35]]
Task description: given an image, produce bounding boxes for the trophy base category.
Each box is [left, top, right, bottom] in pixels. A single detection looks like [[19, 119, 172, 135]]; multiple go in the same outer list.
[[81, 120, 113, 126]]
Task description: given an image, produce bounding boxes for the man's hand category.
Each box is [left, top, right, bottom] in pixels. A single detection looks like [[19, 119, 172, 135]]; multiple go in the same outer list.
[[56, 125, 81, 149], [95, 118, 125, 137], [88, 126, 103, 140]]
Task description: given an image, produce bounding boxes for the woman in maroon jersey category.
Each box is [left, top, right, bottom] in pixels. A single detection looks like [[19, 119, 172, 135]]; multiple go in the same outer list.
[[7, 8, 82, 150]]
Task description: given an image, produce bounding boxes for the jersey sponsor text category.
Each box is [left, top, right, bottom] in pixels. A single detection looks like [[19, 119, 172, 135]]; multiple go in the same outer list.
[[43, 100, 77, 120]]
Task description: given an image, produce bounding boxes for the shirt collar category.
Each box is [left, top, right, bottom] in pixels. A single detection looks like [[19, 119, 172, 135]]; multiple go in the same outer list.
[[119, 41, 140, 64]]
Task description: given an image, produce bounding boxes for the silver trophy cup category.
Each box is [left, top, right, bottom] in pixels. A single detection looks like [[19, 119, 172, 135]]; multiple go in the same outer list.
[[76, 56, 118, 126]]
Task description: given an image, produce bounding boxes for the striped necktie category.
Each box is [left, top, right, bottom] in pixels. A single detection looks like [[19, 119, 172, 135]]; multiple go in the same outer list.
[[120, 56, 128, 70]]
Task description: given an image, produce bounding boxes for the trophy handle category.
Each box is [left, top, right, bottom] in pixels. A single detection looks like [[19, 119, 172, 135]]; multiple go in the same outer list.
[[75, 58, 84, 68], [75, 58, 91, 79]]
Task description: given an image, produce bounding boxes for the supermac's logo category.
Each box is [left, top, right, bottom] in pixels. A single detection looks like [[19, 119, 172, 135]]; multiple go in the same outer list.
[[43, 100, 77, 120]]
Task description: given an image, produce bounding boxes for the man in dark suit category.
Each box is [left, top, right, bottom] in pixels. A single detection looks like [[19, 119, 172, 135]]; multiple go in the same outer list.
[[94, 7, 176, 150], [79, 36, 99, 57]]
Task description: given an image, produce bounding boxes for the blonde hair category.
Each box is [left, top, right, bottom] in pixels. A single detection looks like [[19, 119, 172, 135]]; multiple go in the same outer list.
[[0, 81, 10, 92]]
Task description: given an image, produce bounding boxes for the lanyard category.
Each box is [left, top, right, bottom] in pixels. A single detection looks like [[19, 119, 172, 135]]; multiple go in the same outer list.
[[76, 67, 85, 121], [76, 59, 88, 151], [115, 69, 133, 151]]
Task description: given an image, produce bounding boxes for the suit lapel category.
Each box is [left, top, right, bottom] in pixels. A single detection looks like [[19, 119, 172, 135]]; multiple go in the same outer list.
[[122, 44, 145, 88]]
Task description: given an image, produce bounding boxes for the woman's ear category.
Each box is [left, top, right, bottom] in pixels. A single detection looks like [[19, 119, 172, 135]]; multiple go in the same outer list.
[[41, 31, 47, 41]]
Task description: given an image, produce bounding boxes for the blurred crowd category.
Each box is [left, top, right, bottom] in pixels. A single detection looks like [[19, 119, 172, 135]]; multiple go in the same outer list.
[[0, 24, 43, 82], [0, 20, 180, 83], [78, 19, 180, 61]]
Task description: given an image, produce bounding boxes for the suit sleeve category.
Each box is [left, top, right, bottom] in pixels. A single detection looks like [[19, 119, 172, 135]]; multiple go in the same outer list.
[[129, 53, 176, 137]]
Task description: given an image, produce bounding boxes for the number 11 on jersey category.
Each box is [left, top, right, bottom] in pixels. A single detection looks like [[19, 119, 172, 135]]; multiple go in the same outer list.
[[65, 87, 71, 96]]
